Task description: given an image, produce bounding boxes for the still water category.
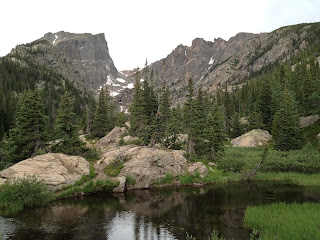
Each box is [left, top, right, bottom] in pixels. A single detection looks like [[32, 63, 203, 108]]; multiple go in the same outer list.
[[1, 182, 319, 240]]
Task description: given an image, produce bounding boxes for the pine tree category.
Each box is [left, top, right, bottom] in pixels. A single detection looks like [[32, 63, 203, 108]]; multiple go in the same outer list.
[[86, 92, 96, 134], [130, 69, 146, 136], [248, 111, 265, 130], [256, 78, 272, 130], [183, 77, 196, 154], [53, 92, 83, 155], [204, 103, 226, 160], [92, 88, 109, 138], [272, 88, 301, 151], [193, 87, 207, 155], [4, 90, 46, 163], [231, 112, 242, 138]]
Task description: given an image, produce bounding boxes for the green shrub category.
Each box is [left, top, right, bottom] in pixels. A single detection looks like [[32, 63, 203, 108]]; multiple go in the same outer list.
[[179, 173, 195, 184], [0, 176, 51, 215], [125, 175, 136, 186], [74, 174, 89, 186], [89, 164, 98, 179], [219, 145, 320, 174], [184, 153, 208, 163], [262, 143, 320, 173], [82, 180, 95, 193], [104, 160, 124, 177], [82, 147, 100, 162], [155, 173, 175, 185], [118, 137, 125, 146], [121, 138, 144, 146]]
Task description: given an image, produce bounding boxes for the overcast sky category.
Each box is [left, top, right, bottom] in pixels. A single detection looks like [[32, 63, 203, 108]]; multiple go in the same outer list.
[[1, 0, 319, 70]]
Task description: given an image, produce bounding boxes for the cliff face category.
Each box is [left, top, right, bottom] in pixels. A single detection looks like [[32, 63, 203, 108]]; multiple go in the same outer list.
[[41, 31, 129, 95], [127, 23, 319, 105]]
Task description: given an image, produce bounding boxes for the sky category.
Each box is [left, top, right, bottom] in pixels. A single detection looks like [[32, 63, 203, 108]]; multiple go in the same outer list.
[[1, 0, 320, 71]]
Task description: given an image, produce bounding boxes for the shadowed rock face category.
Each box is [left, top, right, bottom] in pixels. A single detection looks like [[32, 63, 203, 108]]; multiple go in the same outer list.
[[41, 31, 129, 95]]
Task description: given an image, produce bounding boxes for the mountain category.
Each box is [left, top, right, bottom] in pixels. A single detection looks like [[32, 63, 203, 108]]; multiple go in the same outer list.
[[40, 31, 132, 95], [126, 22, 320, 105]]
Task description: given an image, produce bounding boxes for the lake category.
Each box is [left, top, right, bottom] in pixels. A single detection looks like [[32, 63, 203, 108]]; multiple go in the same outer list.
[[1, 181, 319, 240]]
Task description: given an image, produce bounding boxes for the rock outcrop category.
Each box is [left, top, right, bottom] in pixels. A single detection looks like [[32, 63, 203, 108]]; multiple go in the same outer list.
[[299, 114, 319, 128], [0, 153, 90, 190], [97, 145, 188, 189], [188, 162, 208, 178], [95, 126, 127, 152], [41, 31, 129, 93], [231, 129, 272, 147]]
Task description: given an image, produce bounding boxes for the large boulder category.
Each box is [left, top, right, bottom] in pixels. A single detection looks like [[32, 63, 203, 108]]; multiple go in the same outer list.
[[188, 162, 208, 178], [95, 127, 127, 153], [0, 153, 90, 190], [231, 129, 272, 147], [98, 145, 188, 189], [299, 115, 319, 128]]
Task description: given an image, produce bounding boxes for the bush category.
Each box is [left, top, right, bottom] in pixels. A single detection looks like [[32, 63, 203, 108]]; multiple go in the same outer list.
[[89, 164, 98, 178], [81, 147, 100, 162], [119, 138, 144, 146], [179, 173, 195, 184], [0, 176, 51, 215], [218, 147, 262, 173], [218, 145, 320, 174], [125, 175, 136, 186], [262, 143, 320, 173], [184, 153, 208, 163], [104, 160, 124, 177], [155, 173, 175, 185]]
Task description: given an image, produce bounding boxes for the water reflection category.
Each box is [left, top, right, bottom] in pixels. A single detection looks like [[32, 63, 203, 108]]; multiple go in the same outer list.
[[106, 212, 177, 240], [1, 182, 320, 240]]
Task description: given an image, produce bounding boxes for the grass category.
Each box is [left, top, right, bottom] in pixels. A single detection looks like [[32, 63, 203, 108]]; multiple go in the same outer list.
[[179, 172, 202, 184], [125, 175, 136, 186], [154, 173, 175, 185], [55, 179, 118, 199], [244, 202, 320, 240], [218, 145, 320, 174], [253, 172, 320, 187], [104, 160, 124, 177], [0, 176, 52, 216]]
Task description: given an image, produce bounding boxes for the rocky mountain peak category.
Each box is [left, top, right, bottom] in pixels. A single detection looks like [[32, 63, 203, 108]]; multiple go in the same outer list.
[[124, 23, 319, 106], [41, 31, 130, 96]]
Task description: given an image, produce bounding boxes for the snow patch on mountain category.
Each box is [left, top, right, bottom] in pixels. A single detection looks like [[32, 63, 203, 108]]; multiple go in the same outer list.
[[116, 78, 126, 83], [53, 35, 58, 45]]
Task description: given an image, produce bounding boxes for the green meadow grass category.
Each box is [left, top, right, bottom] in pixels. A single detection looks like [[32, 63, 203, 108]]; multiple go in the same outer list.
[[244, 202, 320, 240]]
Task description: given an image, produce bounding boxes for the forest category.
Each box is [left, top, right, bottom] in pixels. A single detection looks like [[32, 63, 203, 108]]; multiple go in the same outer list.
[[0, 36, 320, 169]]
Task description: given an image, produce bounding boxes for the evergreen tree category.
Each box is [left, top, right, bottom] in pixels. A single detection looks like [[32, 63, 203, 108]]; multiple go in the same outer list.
[[256, 78, 272, 130], [92, 88, 109, 138], [248, 111, 265, 130], [130, 69, 146, 136], [231, 112, 242, 138], [183, 77, 196, 154], [272, 88, 301, 151], [53, 92, 83, 155], [193, 87, 207, 155], [86, 92, 96, 134], [204, 103, 226, 160], [4, 90, 46, 163]]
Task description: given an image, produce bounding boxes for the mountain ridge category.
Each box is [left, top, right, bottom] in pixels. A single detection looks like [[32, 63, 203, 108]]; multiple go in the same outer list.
[[124, 22, 320, 105]]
